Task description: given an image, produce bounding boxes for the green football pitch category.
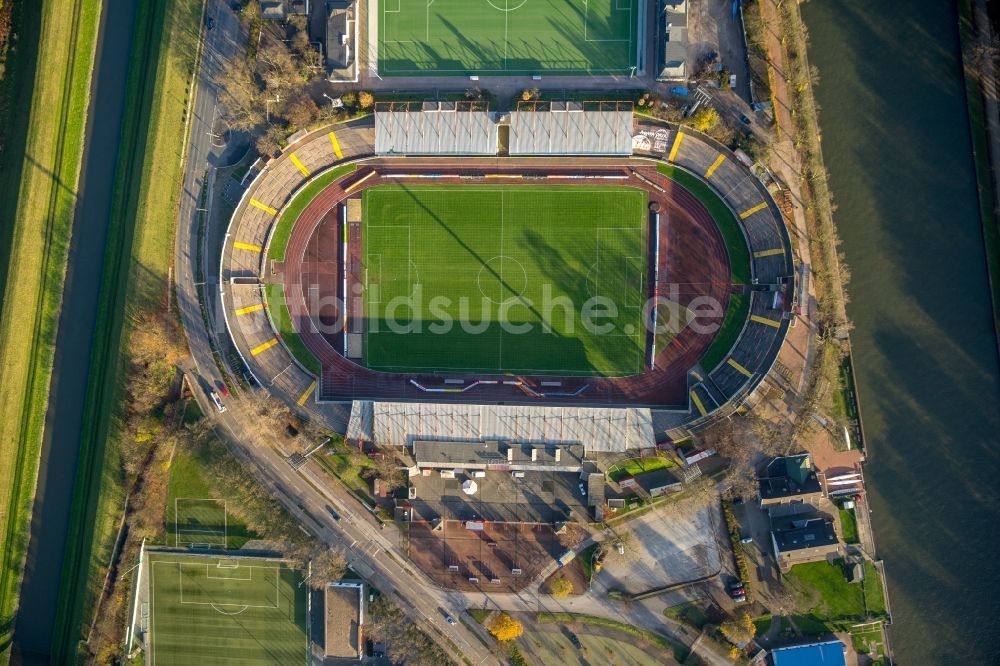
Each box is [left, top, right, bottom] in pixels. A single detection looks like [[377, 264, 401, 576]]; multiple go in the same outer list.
[[147, 553, 307, 665], [361, 184, 649, 376], [376, 0, 641, 76]]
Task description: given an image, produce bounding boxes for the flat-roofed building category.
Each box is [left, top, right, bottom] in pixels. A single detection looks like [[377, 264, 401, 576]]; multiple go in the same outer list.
[[324, 581, 364, 659], [657, 0, 688, 81], [508, 101, 633, 155], [412, 440, 584, 473], [375, 101, 496, 155], [769, 510, 839, 570], [325, 1, 358, 82]]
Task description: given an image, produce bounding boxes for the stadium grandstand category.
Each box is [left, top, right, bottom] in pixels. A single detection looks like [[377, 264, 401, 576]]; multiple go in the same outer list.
[[374, 100, 496, 155], [508, 101, 634, 156], [346, 401, 655, 453]]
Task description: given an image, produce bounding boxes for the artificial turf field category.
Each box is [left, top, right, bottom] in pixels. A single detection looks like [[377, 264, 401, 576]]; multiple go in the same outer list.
[[361, 184, 648, 376], [146, 553, 307, 665], [376, 0, 640, 76]]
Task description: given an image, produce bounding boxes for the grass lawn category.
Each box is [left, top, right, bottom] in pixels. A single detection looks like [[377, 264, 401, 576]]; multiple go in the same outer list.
[[314, 445, 377, 507], [862, 562, 887, 616], [850, 623, 884, 655], [264, 283, 322, 374], [0, 0, 103, 651], [166, 449, 257, 550], [655, 163, 752, 284], [664, 602, 710, 631], [839, 508, 859, 544], [377, 0, 639, 76], [536, 612, 687, 662], [787, 559, 891, 633], [607, 455, 675, 482], [790, 613, 829, 637], [519, 629, 671, 666], [752, 613, 773, 636], [362, 184, 648, 376], [267, 162, 358, 261], [147, 552, 308, 665]]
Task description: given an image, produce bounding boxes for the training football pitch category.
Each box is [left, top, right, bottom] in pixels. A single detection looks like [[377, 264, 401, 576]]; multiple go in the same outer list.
[[361, 184, 649, 376], [376, 0, 641, 76], [146, 553, 307, 666]]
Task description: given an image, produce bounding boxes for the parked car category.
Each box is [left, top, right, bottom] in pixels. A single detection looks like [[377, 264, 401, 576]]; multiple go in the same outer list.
[[445, 615, 457, 626], [326, 506, 340, 521], [740, 536, 753, 544], [568, 633, 582, 649], [206, 15, 215, 30], [578, 483, 586, 496], [209, 391, 226, 413]]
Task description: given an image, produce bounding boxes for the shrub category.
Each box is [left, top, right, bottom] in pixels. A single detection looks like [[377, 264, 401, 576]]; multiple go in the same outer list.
[[358, 90, 374, 109]]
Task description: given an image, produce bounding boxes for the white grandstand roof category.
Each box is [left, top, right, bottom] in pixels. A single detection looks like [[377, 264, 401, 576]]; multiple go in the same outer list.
[[346, 401, 655, 453], [375, 103, 497, 155], [508, 104, 634, 156]]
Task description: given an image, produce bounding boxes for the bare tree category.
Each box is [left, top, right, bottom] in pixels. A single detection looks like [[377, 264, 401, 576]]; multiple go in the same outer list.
[[282, 92, 321, 129], [216, 57, 263, 131]]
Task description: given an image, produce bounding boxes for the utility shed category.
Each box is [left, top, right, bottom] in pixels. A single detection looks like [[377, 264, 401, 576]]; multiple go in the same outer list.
[[375, 101, 497, 155], [508, 101, 634, 155]]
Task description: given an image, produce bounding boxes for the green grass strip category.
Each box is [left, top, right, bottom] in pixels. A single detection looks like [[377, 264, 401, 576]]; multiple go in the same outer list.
[[536, 612, 688, 661], [656, 163, 752, 284], [698, 290, 750, 372], [266, 162, 358, 261], [264, 283, 322, 375], [840, 508, 859, 544]]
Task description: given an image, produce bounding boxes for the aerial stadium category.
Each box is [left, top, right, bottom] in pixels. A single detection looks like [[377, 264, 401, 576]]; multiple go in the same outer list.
[[220, 100, 793, 435]]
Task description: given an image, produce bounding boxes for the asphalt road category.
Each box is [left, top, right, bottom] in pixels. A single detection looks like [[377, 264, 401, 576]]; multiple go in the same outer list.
[[172, 2, 495, 662]]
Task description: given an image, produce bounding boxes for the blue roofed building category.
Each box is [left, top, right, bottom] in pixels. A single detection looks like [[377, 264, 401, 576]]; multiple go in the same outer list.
[[771, 640, 847, 666]]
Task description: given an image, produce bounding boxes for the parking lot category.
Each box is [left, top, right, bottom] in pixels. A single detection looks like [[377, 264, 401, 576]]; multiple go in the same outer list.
[[408, 469, 591, 524], [407, 520, 580, 592], [595, 495, 723, 596]]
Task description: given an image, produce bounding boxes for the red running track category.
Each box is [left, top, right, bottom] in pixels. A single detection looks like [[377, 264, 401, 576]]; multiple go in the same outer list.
[[278, 163, 731, 406]]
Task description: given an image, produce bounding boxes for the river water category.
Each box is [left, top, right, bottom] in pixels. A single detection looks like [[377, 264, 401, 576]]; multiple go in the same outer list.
[[801, 0, 1000, 663], [12, 0, 137, 661]]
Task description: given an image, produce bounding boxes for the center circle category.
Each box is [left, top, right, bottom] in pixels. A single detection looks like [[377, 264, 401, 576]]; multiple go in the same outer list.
[[477, 256, 528, 304]]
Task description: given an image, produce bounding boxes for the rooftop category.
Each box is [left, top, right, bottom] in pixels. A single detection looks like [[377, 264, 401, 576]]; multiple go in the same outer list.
[[633, 467, 681, 493], [324, 582, 362, 659], [508, 102, 634, 155], [771, 640, 847, 666], [770, 513, 838, 553], [759, 453, 821, 501], [412, 440, 584, 470], [325, 1, 355, 80], [347, 401, 655, 453], [374, 103, 496, 155]]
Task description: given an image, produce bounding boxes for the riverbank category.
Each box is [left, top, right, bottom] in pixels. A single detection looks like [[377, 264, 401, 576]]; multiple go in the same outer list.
[[957, 0, 1000, 357], [0, 0, 102, 657], [46, 0, 205, 660], [800, 0, 1000, 662]]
